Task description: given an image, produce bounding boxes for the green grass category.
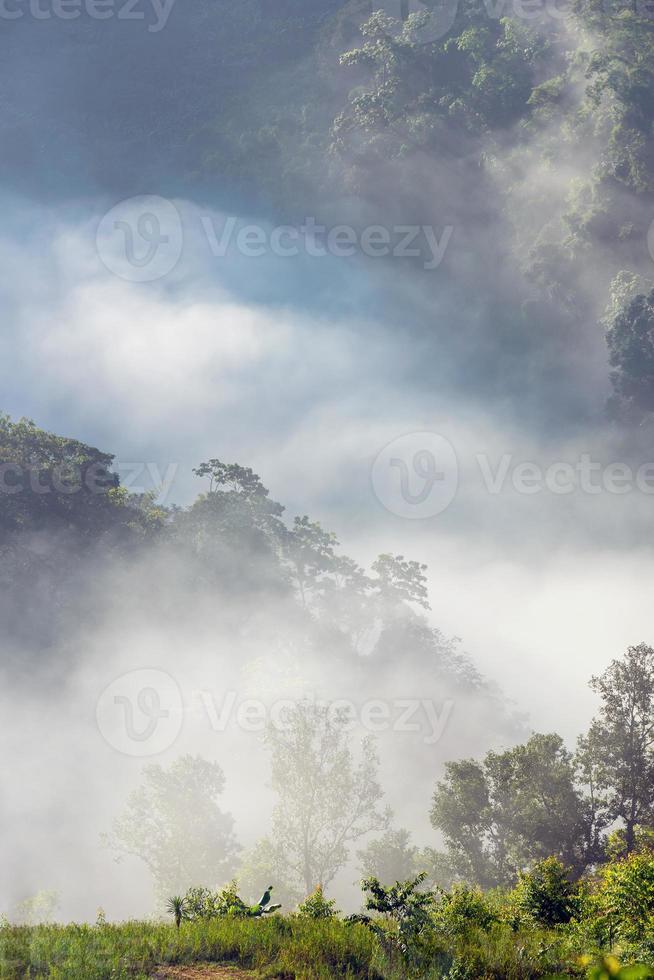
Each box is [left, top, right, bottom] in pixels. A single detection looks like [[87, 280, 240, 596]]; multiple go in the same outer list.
[[0, 918, 382, 980], [0, 916, 639, 979]]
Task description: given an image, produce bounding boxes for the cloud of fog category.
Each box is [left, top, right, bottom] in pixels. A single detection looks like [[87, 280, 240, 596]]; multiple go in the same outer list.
[[2, 0, 654, 927]]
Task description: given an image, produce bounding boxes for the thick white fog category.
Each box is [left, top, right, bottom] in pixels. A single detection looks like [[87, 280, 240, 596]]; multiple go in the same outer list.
[[2, 189, 654, 922]]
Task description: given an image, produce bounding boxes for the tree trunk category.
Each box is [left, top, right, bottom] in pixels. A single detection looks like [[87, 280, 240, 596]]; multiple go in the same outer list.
[[626, 817, 635, 853]]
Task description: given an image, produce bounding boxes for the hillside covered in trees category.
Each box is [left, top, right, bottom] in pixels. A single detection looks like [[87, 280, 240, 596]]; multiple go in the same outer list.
[[4, 0, 654, 974]]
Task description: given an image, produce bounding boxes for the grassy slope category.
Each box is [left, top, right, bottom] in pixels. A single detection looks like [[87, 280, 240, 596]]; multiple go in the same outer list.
[[0, 919, 379, 980], [0, 916, 586, 979]]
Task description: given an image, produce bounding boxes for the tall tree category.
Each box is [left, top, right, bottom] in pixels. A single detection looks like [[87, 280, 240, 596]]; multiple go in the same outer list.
[[182, 459, 287, 588], [106, 755, 240, 903], [283, 515, 340, 608], [584, 643, 654, 853], [430, 733, 589, 887], [265, 702, 389, 895]]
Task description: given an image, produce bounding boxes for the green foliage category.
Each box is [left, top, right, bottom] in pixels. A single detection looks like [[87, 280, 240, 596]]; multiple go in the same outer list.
[[333, 8, 545, 169], [0, 917, 379, 979], [567, 955, 653, 979], [180, 880, 281, 921], [0, 414, 495, 734], [433, 883, 498, 936], [0, 413, 163, 540], [512, 857, 577, 927], [371, 553, 430, 611], [180, 885, 224, 921], [296, 885, 340, 920], [356, 872, 437, 969], [431, 733, 589, 887], [284, 514, 341, 608], [598, 851, 654, 942], [8, 865, 654, 979], [165, 895, 187, 929], [357, 828, 420, 885], [13, 891, 60, 926], [584, 645, 654, 853], [236, 837, 302, 911], [431, 643, 654, 891], [605, 826, 654, 862], [601, 272, 653, 330]]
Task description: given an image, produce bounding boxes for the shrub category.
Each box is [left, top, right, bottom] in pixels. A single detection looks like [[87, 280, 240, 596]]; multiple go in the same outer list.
[[182, 885, 223, 920], [598, 852, 654, 942], [434, 883, 498, 936], [296, 885, 340, 919], [181, 880, 280, 921], [165, 895, 187, 928], [513, 857, 577, 927], [353, 872, 438, 971]]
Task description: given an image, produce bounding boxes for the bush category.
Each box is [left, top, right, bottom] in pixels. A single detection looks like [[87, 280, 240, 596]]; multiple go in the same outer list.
[[513, 857, 577, 927], [296, 885, 340, 919], [354, 873, 439, 971], [180, 880, 280, 921], [434, 883, 498, 936], [182, 885, 222, 920], [598, 852, 654, 942]]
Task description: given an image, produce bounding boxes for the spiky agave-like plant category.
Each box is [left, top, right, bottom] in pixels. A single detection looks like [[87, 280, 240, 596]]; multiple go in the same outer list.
[[166, 895, 187, 929]]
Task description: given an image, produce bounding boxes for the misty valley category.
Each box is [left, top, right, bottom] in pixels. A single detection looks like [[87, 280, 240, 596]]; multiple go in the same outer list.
[[3, 0, 654, 976]]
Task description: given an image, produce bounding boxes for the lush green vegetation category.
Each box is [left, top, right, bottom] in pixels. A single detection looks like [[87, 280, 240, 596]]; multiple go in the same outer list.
[[0, 917, 379, 979], [5, 863, 654, 979]]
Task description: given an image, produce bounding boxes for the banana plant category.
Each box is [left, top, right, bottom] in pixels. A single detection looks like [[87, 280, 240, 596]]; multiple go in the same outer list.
[[249, 885, 281, 917]]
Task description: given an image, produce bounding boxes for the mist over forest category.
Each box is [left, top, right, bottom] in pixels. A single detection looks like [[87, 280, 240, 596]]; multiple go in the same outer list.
[[3, 0, 654, 944]]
